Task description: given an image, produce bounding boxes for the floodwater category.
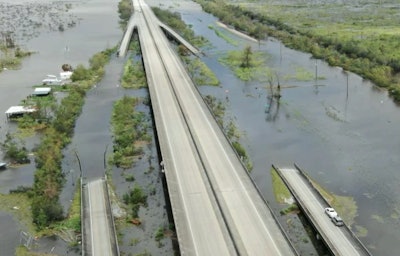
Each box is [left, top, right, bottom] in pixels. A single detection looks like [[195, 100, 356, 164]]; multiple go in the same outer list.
[[1, 0, 174, 254], [148, 0, 400, 255], [0, 212, 19, 255], [1, 0, 400, 255]]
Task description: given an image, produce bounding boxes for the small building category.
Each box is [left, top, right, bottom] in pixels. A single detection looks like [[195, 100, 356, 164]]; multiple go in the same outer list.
[[32, 87, 52, 96], [5, 106, 37, 119]]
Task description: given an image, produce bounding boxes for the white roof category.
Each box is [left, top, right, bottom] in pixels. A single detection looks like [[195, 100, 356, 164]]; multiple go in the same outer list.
[[5, 106, 36, 115], [33, 87, 52, 95]]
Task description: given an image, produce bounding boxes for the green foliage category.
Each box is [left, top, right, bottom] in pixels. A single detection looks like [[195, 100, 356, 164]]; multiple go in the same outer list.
[[208, 25, 238, 46], [123, 186, 147, 218], [152, 7, 208, 48], [389, 86, 400, 102], [111, 96, 149, 168], [225, 121, 240, 141], [121, 58, 147, 88], [240, 45, 253, 68], [1, 133, 30, 164], [30, 48, 110, 230], [196, 0, 400, 102], [118, 0, 133, 29], [155, 227, 165, 241], [232, 141, 246, 159], [219, 47, 268, 81], [203, 95, 225, 127], [52, 86, 85, 137], [0, 55, 21, 70], [271, 168, 291, 203], [183, 57, 219, 86], [56, 182, 81, 232], [231, 141, 253, 171], [14, 47, 33, 58], [202, 95, 253, 171], [125, 174, 135, 182], [280, 204, 299, 215], [32, 197, 64, 229], [71, 64, 91, 81], [89, 51, 110, 71], [0, 44, 33, 71]]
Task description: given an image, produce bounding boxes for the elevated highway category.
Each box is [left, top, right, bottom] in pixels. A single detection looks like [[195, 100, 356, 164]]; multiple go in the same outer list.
[[273, 165, 372, 256], [132, 0, 297, 255], [118, 1, 199, 58], [136, 6, 236, 255]]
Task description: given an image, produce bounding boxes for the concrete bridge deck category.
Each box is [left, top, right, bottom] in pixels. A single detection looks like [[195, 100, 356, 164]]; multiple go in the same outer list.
[[85, 0, 298, 254], [273, 164, 372, 256], [82, 178, 119, 256]]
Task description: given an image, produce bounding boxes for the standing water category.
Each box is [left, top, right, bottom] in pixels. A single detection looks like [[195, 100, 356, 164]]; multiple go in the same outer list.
[[1, 0, 400, 255], [147, 0, 400, 255]]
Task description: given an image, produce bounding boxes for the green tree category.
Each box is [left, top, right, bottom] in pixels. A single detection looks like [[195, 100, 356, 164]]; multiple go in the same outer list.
[[118, 0, 133, 22], [1, 133, 30, 164], [71, 64, 90, 81], [89, 52, 109, 71]]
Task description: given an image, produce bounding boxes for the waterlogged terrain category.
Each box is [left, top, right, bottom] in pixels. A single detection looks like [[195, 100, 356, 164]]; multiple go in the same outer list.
[[148, 0, 400, 255], [2, 0, 400, 255]]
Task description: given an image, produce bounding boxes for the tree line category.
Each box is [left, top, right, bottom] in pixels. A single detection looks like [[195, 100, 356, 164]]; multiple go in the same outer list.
[[194, 0, 400, 102]]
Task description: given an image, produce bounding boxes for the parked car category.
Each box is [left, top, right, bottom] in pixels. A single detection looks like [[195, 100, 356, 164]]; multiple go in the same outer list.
[[331, 215, 344, 226], [42, 75, 62, 85], [324, 207, 338, 218]]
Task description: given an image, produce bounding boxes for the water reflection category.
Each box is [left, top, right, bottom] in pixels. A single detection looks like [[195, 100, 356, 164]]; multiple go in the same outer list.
[[167, 1, 400, 255], [265, 95, 280, 122]]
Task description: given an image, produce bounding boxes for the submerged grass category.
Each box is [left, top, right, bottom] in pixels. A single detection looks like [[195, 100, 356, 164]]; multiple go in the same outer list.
[[208, 24, 238, 46], [271, 168, 291, 204], [307, 174, 358, 226], [0, 193, 35, 235]]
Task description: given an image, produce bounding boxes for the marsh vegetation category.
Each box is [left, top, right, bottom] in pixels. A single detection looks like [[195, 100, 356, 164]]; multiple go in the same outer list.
[[195, 0, 400, 102]]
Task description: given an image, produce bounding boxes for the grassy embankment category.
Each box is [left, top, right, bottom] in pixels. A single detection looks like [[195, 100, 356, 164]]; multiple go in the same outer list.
[[196, 0, 400, 102]]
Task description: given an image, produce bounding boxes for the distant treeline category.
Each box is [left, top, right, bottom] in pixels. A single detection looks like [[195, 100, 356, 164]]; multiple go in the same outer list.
[[194, 0, 400, 102]]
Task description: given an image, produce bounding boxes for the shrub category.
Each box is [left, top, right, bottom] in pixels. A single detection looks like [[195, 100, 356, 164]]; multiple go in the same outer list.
[[71, 64, 91, 81], [1, 133, 30, 164]]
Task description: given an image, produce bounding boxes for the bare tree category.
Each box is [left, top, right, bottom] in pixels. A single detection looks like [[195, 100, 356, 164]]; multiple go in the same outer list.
[[241, 45, 253, 68]]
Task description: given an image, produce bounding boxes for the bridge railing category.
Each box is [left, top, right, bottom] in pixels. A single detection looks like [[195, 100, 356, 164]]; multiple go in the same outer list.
[[80, 178, 87, 256], [181, 58, 299, 255], [103, 176, 120, 256], [272, 164, 339, 255], [293, 164, 372, 256]]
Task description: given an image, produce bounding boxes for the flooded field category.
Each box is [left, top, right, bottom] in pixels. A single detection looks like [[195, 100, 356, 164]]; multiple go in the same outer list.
[[148, 0, 400, 255], [1, 0, 400, 255]]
